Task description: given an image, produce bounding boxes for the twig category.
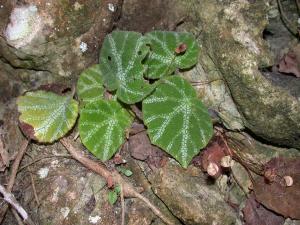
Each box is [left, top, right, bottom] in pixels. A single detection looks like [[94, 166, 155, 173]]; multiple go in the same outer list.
[[18, 154, 71, 172], [29, 169, 40, 206], [0, 184, 35, 225], [0, 139, 30, 224], [60, 137, 173, 225], [120, 184, 125, 225]]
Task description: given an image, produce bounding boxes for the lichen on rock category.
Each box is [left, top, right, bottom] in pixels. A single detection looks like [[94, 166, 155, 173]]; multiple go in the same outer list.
[[4, 4, 43, 48]]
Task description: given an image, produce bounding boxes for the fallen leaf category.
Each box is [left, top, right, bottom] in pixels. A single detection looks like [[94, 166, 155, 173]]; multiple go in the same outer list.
[[253, 157, 300, 219], [128, 131, 167, 169], [243, 194, 285, 225], [278, 44, 300, 78]]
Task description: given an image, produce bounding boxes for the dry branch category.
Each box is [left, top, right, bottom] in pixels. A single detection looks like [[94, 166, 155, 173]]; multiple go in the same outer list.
[[0, 184, 35, 225]]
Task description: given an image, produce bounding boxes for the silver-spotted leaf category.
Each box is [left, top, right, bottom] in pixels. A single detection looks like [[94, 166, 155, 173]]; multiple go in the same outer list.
[[108, 191, 118, 205], [145, 31, 200, 79], [17, 91, 79, 143], [99, 31, 153, 104], [79, 100, 133, 161], [77, 64, 104, 105], [142, 76, 213, 168]]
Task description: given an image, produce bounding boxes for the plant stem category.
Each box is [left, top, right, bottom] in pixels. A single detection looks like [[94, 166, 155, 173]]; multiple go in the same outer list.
[[120, 184, 125, 225]]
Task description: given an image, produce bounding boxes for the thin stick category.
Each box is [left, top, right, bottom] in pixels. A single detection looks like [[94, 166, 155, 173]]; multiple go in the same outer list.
[[8, 140, 29, 190], [60, 138, 173, 225], [120, 184, 125, 225], [0, 139, 30, 224], [0, 184, 34, 225], [18, 154, 71, 172], [29, 170, 40, 206]]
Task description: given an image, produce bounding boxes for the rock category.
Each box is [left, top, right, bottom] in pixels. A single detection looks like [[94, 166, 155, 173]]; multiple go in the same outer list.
[[148, 162, 238, 225], [127, 198, 156, 225], [178, 0, 300, 148], [227, 132, 300, 166], [117, 0, 184, 32], [17, 142, 121, 225], [0, 0, 121, 79], [182, 56, 244, 131], [284, 219, 300, 225]]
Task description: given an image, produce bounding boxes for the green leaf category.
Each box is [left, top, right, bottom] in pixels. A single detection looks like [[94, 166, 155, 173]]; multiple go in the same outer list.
[[145, 31, 200, 79], [142, 76, 213, 168], [99, 31, 154, 104], [114, 185, 121, 194], [108, 190, 118, 205], [77, 64, 104, 105], [79, 100, 133, 161], [17, 90, 79, 143], [117, 167, 133, 177]]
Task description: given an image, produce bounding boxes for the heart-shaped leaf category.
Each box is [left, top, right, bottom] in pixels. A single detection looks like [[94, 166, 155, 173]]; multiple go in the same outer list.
[[77, 64, 104, 105], [99, 31, 154, 104], [17, 90, 79, 143], [145, 31, 200, 79], [79, 100, 133, 161], [142, 76, 213, 168]]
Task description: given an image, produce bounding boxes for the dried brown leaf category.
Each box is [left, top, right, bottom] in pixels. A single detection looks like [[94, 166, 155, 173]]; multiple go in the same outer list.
[[128, 131, 167, 169], [278, 44, 300, 78], [243, 194, 285, 225], [253, 157, 300, 219]]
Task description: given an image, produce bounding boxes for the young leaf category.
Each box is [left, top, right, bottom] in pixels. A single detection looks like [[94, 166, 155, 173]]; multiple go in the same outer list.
[[114, 185, 121, 194], [142, 76, 213, 168], [79, 100, 133, 161], [108, 190, 118, 205], [117, 167, 133, 177], [145, 31, 200, 79], [99, 31, 154, 104], [17, 90, 79, 143], [77, 64, 104, 105]]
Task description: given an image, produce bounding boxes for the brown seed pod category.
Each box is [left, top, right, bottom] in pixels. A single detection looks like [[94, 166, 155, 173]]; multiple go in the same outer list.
[[207, 162, 220, 178], [220, 155, 233, 168]]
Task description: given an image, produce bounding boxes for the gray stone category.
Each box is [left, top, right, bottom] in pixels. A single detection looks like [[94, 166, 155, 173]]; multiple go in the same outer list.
[[0, 0, 121, 80], [177, 0, 300, 148], [149, 162, 238, 225]]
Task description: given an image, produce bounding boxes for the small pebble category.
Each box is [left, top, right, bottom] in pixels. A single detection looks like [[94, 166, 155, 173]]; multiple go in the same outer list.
[[38, 167, 49, 179], [108, 3, 115, 12], [80, 41, 88, 53]]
